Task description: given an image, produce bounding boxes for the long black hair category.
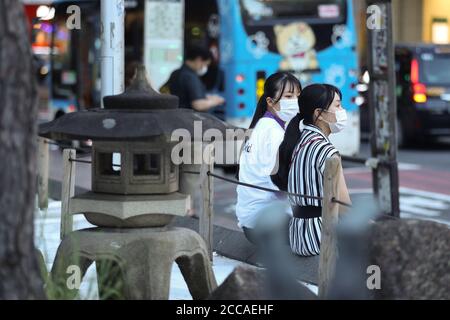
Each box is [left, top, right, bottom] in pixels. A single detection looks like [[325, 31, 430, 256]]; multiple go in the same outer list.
[[271, 84, 342, 191], [249, 72, 302, 129]]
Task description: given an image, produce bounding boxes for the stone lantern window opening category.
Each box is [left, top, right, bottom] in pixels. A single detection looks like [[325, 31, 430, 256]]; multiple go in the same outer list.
[[133, 153, 161, 177], [98, 152, 122, 176]]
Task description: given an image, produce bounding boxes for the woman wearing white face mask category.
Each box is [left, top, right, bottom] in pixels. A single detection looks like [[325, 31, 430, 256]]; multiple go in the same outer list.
[[271, 84, 351, 257], [236, 72, 302, 244]]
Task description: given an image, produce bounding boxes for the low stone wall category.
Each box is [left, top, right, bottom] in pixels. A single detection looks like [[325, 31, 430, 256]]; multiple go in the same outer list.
[[369, 219, 450, 300]]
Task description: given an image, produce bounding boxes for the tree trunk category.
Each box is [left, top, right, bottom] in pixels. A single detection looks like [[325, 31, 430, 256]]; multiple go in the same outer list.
[[0, 0, 46, 299]]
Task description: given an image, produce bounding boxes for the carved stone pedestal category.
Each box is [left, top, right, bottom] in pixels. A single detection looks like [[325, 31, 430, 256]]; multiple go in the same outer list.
[[50, 227, 217, 300]]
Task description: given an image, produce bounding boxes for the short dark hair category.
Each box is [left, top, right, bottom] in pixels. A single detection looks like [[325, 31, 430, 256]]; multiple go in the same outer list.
[[185, 45, 212, 62]]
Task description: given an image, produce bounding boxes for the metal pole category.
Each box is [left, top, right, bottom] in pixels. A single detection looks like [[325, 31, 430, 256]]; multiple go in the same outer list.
[[366, 0, 400, 217], [100, 0, 125, 107]]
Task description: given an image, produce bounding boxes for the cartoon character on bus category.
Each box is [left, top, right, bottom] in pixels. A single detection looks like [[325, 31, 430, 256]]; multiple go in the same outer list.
[[274, 22, 319, 74]]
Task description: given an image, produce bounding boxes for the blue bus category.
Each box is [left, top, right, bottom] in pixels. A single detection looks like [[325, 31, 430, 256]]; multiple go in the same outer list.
[[216, 0, 361, 155]]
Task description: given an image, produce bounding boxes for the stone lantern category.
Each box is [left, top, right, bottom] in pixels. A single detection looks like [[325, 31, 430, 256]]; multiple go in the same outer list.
[[39, 66, 236, 228], [39, 66, 241, 300]]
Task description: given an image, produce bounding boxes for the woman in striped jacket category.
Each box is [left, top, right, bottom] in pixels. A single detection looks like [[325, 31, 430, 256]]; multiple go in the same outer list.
[[271, 84, 351, 256]]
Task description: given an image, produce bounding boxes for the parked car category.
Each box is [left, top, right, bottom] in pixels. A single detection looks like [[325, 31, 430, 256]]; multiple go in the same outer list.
[[360, 43, 450, 147]]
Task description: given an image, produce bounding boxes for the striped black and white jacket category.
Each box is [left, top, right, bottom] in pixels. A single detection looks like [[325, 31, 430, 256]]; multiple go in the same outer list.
[[288, 123, 340, 208]]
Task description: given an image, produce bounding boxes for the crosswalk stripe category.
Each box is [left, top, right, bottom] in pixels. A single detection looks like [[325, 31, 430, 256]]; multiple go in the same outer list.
[[400, 187, 450, 202], [399, 188, 450, 227], [400, 196, 449, 210], [400, 204, 442, 217]]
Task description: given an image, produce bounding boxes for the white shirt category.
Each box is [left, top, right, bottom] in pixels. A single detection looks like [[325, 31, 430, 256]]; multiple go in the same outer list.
[[236, 117, 291, 229]]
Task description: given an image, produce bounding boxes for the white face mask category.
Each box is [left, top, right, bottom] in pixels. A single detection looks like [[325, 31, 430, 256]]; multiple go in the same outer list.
[[323, 109, 348, 133], [276, 98, 299, 122], [197, 65, 208, 76]]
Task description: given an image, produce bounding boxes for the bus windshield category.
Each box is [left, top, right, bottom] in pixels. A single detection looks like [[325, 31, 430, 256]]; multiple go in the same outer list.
[[240, 0, 346, 24]]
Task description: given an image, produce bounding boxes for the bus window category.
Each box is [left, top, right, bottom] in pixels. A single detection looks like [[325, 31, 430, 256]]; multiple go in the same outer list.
[[239, 0, 348, 53]]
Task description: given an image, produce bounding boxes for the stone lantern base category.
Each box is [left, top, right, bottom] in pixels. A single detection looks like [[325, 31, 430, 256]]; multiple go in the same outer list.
[[69, 192, 190, 228], [50, 227, 217, 300]]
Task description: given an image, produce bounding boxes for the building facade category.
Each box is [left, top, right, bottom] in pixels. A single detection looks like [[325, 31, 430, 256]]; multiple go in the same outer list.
[[356, 0, 450, 44], [354, 0, 450, 67]]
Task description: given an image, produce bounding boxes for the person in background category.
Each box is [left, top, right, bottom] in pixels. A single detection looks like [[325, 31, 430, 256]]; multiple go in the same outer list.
[[163, 45, 224, 111], [271, 84, 351, 257], [236, 72, 302, 244], [125, 60, 141, 88]]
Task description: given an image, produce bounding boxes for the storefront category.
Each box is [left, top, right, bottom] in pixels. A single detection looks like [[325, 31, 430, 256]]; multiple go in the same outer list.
[[422, 0, 450, 44], [391, 0, 450, 44], [353, 0, 450, 68]]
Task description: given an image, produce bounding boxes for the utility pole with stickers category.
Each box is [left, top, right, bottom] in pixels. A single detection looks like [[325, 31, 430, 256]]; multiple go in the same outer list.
[[366, 0, 400, 218]]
